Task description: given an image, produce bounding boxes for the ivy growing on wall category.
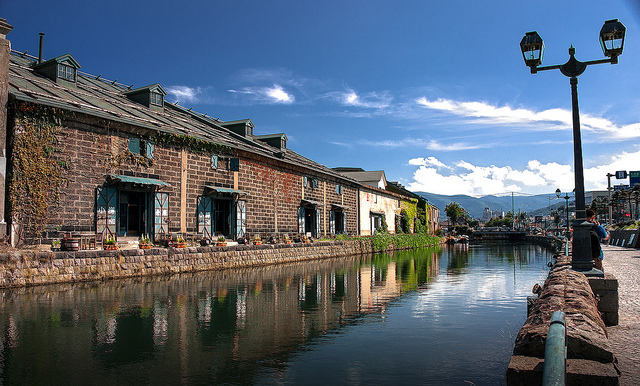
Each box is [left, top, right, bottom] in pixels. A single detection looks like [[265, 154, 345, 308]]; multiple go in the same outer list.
[[106, 148, 154, 171], [9, 101, 70, 243], [153, 133, 231, 154]]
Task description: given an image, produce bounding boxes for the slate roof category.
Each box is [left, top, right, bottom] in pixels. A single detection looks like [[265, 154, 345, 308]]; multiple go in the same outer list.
[[335, 170, 386, 188], [8, 52, 357, 184]]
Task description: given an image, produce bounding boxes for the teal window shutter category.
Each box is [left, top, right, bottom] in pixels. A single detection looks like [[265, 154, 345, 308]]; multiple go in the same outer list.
[[330, 210, 336, 235], [128, 138, 141, 154], [145, 141, 154, 159]]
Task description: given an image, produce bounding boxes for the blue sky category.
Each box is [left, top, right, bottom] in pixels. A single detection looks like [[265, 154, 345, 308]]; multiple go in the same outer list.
[[3, 0, 640, 196]]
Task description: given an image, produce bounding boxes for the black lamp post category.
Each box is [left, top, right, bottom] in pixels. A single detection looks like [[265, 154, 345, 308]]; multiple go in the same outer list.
[[555, 188, 561, 233], [521, 19, 625, 275]]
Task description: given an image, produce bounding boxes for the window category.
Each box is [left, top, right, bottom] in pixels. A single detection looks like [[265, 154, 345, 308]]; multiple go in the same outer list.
[[57, 64, 76, 81], [150, 91, 163, 106], [128, 138, 154, 159], [330, 210, 346, 235]]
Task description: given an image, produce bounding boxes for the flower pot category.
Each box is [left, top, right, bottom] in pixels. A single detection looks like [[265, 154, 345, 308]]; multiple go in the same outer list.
[[175, 242, 187, 248], [140, 244, 153, 249], [104, 244, 118, 250], [216, 242, 226, 247], [62, 238, 79, 251]]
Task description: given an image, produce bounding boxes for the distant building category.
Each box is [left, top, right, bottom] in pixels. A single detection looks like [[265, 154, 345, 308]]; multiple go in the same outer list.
[[585, 190, 609, 206], [332, 169, 440, 236]]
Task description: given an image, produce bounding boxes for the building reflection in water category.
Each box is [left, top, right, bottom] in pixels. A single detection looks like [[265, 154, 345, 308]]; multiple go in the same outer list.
[[0, 248, 440, 384]]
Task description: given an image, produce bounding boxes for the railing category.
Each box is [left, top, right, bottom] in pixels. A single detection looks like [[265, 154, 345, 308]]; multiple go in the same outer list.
[[542, 310, 567, 386]]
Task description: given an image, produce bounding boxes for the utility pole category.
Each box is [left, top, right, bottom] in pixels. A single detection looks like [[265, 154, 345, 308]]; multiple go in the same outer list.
[[607, 172, 614, 226]]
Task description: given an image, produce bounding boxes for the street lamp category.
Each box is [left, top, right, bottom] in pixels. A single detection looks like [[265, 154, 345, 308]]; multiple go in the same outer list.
[[556, 189, 571, 237], [521, 19, 625, 276], [606, 172, 614, 226]]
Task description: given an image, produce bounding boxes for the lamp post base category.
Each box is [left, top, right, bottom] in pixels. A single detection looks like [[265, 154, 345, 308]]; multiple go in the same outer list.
[[571, 220, 599, 272], [575, 268, 604, 277]]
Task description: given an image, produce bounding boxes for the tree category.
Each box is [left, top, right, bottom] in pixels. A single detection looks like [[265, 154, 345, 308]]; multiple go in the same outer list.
[[445, 202, 464, 226]]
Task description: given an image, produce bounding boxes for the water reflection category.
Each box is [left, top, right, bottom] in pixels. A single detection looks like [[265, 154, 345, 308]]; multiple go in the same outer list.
[[0, 243, 549, 385], [0, 249, 441, 385]]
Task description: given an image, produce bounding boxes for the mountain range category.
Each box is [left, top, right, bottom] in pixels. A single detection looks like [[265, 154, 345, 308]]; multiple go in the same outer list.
[[415, 192, 570, 220]]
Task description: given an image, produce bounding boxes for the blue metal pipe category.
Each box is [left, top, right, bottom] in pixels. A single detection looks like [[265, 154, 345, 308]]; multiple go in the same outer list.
[[543, 310, 566, 386]]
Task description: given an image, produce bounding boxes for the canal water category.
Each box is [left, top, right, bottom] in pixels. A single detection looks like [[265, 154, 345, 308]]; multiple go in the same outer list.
[[0, 242, 551, 385]]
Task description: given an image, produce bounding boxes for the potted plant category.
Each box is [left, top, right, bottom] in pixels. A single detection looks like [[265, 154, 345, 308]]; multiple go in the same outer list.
[[139, 234, 153, 249], [175, 236, 187, 248], [104, 235, 118, 250], [51, 239, 61, 251], [283, 234, 291, 244], [216, 236, 227, 247], [253, 235, 262, 245]]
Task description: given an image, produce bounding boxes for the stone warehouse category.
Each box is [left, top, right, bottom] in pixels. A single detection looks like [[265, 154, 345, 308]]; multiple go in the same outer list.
[[0, 20, 364, 245]]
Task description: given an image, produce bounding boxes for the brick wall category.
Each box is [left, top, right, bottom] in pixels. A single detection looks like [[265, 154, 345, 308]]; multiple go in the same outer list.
[[27, 112, 359, 239]]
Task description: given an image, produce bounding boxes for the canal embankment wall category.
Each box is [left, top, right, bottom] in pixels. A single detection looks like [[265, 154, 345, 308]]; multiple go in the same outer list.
[[0, 239, 428, 289], [507, 252, 620, 385]]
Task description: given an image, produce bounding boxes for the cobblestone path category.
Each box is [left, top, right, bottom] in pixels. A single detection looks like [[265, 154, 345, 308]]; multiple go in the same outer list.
[[602, 245, 640, 386]]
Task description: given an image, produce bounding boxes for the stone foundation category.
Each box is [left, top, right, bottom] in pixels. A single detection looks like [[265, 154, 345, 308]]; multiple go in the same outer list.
[[589, 274, 619, 327], [507, 256, 620, 385], [0, 239, 376, 288]]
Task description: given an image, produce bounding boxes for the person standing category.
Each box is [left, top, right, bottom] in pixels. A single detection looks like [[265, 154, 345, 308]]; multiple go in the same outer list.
[[586, 208, 609, 271]]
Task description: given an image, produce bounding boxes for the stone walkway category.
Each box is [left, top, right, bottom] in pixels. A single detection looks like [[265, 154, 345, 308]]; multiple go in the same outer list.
[[602, 245, 640, 386]]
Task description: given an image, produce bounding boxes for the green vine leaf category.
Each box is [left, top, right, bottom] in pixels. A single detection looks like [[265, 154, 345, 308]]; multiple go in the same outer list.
[[9, 101, 70, 244]]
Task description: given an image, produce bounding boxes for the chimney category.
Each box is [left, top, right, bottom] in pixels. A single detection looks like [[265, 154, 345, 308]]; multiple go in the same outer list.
[[38, 32, 44, 64]]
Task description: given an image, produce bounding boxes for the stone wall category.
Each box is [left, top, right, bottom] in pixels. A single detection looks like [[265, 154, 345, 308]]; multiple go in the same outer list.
[[0, 240, 375, 289], [507, 256, 619, 385]]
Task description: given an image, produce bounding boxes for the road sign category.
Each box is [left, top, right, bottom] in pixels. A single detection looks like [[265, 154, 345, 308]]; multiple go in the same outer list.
[[614, 185, 629, 191], [630, 171, 640, 187], [616, 170, 627, 179]]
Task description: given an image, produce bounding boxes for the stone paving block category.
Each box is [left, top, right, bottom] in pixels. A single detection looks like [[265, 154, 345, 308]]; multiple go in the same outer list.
[[599, 291, 620, 313], [588, 276, 606, 291]]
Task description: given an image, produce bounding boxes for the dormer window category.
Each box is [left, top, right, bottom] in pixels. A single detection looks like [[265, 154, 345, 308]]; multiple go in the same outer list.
[[57, 63, 76, 81], [124, 83, 167, 111], [150, 91, 163, 106], [32, 53, 81, 87]]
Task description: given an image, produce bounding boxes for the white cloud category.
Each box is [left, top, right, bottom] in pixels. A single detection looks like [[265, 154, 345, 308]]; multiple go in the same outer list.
[[416, 97, 640, 139], [265, 85, 295, 103], [327, 88, 392, 109], [425, 139, 492, 151], [407, 149, 640, 196], [166, 85, 205, 104], [407, 151, 640, 196], [329, 141, 353, 148], [408, 157, 450, 169], [228, 84, 295, 104], [356, 138, 493, 151]]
